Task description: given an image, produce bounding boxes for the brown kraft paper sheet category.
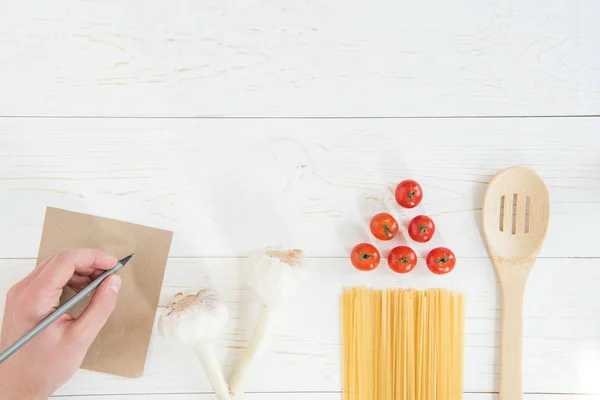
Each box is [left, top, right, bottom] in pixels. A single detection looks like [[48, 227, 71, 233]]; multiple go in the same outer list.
[[36, 207, 173, 378]]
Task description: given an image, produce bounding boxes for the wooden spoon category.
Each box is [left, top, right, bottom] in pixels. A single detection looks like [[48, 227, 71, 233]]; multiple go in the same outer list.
[[482, 167, 550, 400]]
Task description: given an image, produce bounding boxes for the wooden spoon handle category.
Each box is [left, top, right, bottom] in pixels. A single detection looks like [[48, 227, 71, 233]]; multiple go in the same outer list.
[[498, 274, 528, 400]]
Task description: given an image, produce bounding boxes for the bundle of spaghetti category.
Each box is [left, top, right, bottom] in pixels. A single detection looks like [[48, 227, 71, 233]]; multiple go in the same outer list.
[[341, 287, 465, 400]]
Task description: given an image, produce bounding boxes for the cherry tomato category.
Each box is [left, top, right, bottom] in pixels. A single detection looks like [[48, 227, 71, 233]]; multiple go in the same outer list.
[[408, 215, 435, 243], [370, 213, 399, 241], [395, 180, 423, 208], [426, 247, 456, 275], [387, 246, 417, 274], [350, 243, 381, 271]]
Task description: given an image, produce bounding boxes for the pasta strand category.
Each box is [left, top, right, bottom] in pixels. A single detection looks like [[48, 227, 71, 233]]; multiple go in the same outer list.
[[341, 287, 465, 400]]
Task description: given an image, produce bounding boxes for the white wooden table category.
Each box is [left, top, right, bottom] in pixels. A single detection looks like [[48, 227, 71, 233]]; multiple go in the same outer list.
[[1, 1, 600, 399]]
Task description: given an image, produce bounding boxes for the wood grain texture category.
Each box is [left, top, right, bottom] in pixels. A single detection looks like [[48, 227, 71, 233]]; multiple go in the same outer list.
[[2, 257, 600, 395], [0, 0, 599, 117], [1, 117, 599, 258], [1, 2, 597, 398]]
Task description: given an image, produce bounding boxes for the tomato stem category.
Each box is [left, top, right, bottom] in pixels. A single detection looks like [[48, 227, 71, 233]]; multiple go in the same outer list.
[[407, 189, 415, 199], [435, 252, 454, 264], [400, 257, 409, 264], [360, 253, 374, 260], [419, 223, 427, 234], [383, 225, 394, 238]]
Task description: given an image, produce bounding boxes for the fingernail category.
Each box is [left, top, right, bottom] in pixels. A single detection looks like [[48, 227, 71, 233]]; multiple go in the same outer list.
[[110, 276, 122, 293]]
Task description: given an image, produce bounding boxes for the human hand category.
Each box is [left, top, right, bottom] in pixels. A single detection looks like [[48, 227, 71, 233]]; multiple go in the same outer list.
[[0, 249, 122, 400]]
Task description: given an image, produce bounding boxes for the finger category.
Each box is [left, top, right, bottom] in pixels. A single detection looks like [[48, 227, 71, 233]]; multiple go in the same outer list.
[[68, 274, 93, 286], [67, 274, 94, 292], [67, 266, 111, 292], [89, 269, 105, 280], [17, 253, 58, 289], [33, 249, 118, 292], [69, 275, 121, 342], [57, 313, 74, 324]]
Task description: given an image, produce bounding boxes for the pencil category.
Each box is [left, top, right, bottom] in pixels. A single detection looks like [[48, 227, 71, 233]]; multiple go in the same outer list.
[[0, 253, 134, 364]]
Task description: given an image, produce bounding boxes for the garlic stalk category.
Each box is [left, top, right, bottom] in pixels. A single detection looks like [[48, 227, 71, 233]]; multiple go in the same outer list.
[[229, 247, 309, 396], [158, 289, 231, 400]]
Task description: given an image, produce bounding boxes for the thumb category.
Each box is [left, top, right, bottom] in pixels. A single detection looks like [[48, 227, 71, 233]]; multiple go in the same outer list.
[[69, 275, 121, 343]]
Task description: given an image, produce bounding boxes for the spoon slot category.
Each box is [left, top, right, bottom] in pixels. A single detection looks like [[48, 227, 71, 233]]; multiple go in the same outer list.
[[511, 194, 518, 235]]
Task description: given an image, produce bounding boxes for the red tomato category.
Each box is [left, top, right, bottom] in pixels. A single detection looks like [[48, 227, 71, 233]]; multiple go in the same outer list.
[[395, 180, 423, 208], [387, 246, 417, 273], [350, 243, 381, 271], [370, 213, 399, 241], [408, 215, 435, 243], [426, 247, 456, 275]]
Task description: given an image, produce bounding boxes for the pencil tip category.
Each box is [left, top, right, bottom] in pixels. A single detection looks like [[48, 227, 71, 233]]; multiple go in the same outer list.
[[120, 253, 134, 265]]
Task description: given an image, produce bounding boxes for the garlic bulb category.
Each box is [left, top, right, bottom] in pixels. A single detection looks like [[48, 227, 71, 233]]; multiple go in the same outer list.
[[159, 289, 231, 400], [229, 247, 309, 396]]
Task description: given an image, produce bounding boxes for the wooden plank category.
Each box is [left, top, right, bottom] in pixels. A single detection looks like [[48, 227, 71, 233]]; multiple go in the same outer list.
[[0, 117, 599, 258], [0, 0, 599, 117], [52, 396, 340, 400], [2, 257, 599, 395], [49, 395, 600, 400]]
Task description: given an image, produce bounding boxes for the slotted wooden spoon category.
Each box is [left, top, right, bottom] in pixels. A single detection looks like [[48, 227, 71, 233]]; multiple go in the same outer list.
[[482, 167, 550, 400]]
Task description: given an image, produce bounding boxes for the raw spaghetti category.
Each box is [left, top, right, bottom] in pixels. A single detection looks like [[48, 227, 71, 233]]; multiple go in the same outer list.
[[342, 288, 465, 400]]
